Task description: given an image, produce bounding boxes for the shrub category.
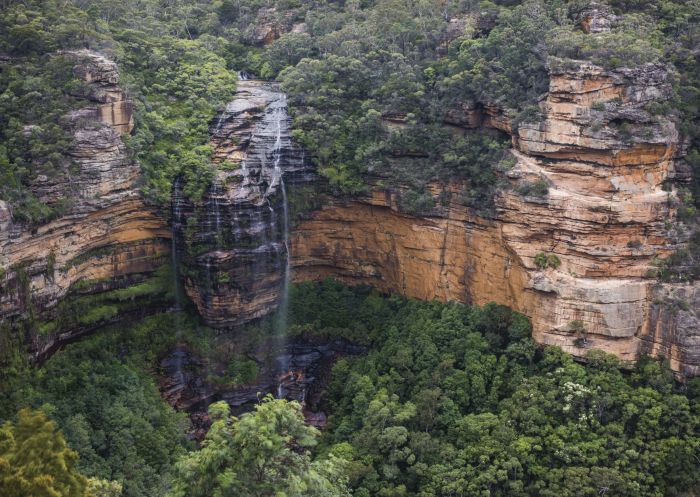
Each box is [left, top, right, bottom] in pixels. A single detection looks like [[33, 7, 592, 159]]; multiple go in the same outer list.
[[568, 320, 587, 334], [569, 320, 589, 347], [516, 179, 549, 198], [534, 252, 561, 270], [547, 254, 561, 269], [534, 252, 549, 269], [78, 305, 118, 325]]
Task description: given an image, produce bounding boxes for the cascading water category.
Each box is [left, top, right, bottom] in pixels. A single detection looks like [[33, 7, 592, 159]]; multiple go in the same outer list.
[[264, 94, 293, 398], [204, 180, 222, 306], [171, 177, 186, 387], [187, 77, 312, 399]]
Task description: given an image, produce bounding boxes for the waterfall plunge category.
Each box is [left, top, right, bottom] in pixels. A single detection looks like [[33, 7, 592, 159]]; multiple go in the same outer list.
[[171, 177, 186, 386], [265, 95, 293, 398], [203, 77, 305, 400]]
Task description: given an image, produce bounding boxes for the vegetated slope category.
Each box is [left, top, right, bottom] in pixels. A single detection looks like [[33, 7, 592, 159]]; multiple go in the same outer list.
[[1, 2, 700, 495], [2, 0, 699, 216], [4, 280, 700, 497], [293, 280, 700, 497]]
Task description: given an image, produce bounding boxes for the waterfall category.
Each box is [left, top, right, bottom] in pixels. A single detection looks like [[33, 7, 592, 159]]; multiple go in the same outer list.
[[171, 177, 185, 312], [203, 79, 303, 399], [264, 94, 293, 398], [203, 181, 220, 307], [214, 113, 225, 133], [171, 177, 185, 385], [211, 180, 222, 243]]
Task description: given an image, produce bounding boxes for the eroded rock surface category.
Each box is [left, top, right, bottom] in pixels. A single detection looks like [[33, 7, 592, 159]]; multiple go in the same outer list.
[[159, 337, 363, 437], [177, 79, 312, 328], [0, 51, 169, 358], [292, 60, 699, 374]]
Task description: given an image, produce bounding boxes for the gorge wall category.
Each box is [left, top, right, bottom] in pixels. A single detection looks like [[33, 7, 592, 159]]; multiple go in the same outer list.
[[1, 51, 698, 377], [291, 61, 700, 376], [0, 51, 170, 359]]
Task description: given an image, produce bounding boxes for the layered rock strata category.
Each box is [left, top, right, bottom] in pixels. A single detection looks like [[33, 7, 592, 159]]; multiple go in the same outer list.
[[177, 79, 312, 327], [0, 51, 169, 358], [3, 52, 697, 377], [291, 61, 697, 374]]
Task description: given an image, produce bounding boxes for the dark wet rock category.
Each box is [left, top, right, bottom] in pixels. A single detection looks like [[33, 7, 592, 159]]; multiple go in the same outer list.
[[177, 79, 314, 328], [158, 336, 364, 438]]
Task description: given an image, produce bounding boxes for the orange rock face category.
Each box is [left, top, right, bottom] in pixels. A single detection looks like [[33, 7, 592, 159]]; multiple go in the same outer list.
[[3, 54, 696, 377], [292, 61, 697, 374], [0, 52, 169, 358], [291, 191, 529, 310]]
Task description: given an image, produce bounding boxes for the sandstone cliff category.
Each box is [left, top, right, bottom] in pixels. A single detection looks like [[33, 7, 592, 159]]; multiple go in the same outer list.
[[291, 60, 699, 375], [0, 51, 170, 359], [2, 52, 697, 377]]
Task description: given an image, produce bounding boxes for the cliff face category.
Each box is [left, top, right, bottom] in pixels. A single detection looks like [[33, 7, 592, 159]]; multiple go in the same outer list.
[[2, 53, 697, 376], [292, 61, 699, 375], [0, 51, 170, 358], [177, 79, 312, 327]]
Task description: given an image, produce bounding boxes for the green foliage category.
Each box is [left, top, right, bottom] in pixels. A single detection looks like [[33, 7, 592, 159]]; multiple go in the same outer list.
[[275, 2, 517, 200], [223, 357, 259, 386], [0, 53, 84, 224], [168, 397, 350, 497], [516, 178, 550, 198], [3, 279, 700, 497], [3, 314, 193, 497], [0, 0, 238, 219], [446, 1, 557, 110], [0, 324, 29, 420], [568, 319, 586, 334], [35, 265, 172, 336], [78, 304, 119, 325], [0, 408, 90, 497], [289, 280, 700, 497], [121, 35, 237, 205], [3, 0, 699, 227], [549, 14, 663, 68], [534, 252, 561, 269], [534, 252, 548, 269], [88, 478, 123, 497], [547, 253, 561, 269]]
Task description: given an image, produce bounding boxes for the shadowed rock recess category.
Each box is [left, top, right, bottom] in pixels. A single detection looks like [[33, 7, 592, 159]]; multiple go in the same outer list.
[[291, 61, 700, 376], [2, 52, 699, 376]]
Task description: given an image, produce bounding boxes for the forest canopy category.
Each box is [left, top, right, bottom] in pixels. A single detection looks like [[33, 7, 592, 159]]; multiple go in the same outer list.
[[2, 1, 700, 494], [2, 0, 699, 218], [2, 280, 700, 497]]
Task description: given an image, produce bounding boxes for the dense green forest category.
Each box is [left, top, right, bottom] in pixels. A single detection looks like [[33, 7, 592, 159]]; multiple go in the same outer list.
[[3, 1, 700, 496], [2, 280, 700, 496], [2, 0, 700, 216]]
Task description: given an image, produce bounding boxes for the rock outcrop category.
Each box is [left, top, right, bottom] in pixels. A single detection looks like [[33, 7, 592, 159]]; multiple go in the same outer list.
[[642, 284, 700, 377], [243, 8, 286, 46], [177, 79, 312, 328], [3, 51, 698, 378], [0, 51, 169, 359], [291, 60, 699, 374]]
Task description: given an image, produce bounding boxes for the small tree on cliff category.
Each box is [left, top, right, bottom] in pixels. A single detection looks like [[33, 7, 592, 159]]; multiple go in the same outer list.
[[168, 396, 350, 497]]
